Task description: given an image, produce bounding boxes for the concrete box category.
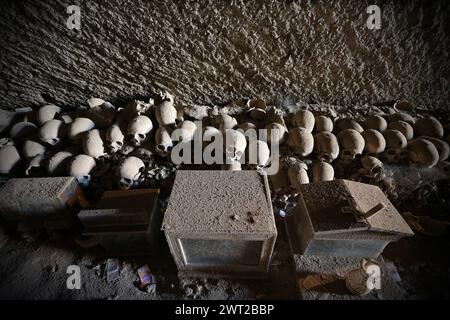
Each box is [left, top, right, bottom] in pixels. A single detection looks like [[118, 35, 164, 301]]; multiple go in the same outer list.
[[0, 177, 86, 226], [162, 170, 277, 279], [78, 188, 160, 256], [285, 179, 414, 258]]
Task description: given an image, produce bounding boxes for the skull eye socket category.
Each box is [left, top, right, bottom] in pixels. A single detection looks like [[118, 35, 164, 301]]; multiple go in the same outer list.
[[52, 138, 58, 143], [138, 134, 145, 139], [124, 178, 132, 183], [138, 166, 145, 172], [116, 141, 123, 146]]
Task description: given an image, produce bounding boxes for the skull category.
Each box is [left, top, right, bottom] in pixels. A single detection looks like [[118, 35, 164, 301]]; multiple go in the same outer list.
[[383, 148, 406, 164], [248, 140, 270, 169], [336, 118, 364, 133], [86, 97, 106, 108], [292, 110, 315, 132], [414, 116, 444, 139], [46, 151, 73, 176], [117, 156, 145, 190], [37, 104, 61, 125], [39, 119, 66, 146], [247, 98, 266, 110], [420, 136, 449, 161], [155, 93, 177, 127], [67, 154, 96, 187], [124, 100, 152, 118], [388, 112, 415, 126], [127, 115, 153, 146], [382, 129, 407, 163], [83, 129, 106, 159], [288, 162, 309, 195], [312, 161, 334, 183], [407, 139, 440, 168], [202, 126, 222, 149], [265, 123, 286, 145], [217, 114, 238, 131], [361, 156, 384, 179], [286, 127, 314, 157], [10, 122, 38, 139], [0, 145, 21, 174], [387, 121, 414, 140], [313, 132, 339, 162], [155, 126, 173, 156], [363, 115, 387, 132], [314, 115, 333, 132], [22, 140, 46, 159], [362, 129, 386, 155], [174, 120, 197, 143], [249, 108, 267, 121], [337, 129, 365, 163], [68, 117, 96, 141], [224, 129, 247, 163], [106, 123, 125, 153]]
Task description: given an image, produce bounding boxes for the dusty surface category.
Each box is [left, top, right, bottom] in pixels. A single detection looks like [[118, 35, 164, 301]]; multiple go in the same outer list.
[[163, 170, 276, 234], [0, 0, 449, 111]]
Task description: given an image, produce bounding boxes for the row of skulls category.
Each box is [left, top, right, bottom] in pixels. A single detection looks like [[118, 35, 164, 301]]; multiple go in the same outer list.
[[1, 95, 449, 192]]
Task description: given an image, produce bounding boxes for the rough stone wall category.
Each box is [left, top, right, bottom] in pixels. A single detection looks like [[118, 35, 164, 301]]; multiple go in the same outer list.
[[0, 0, 448, 111]]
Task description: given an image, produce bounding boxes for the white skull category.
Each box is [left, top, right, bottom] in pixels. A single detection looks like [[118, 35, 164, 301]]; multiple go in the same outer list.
[[286, 127, 314, 157], [10, 122, 38, 139], [265, 123, 286, 145], [127, 115, 153, 146], [388, 112, 415, 126], [0, 145, 21, 174], [292, 110, 315, 132], [248, 140, 270, 169], [363, 115, 387, 132], [420, 136, 450, 161], [67, 154, 96, 187], [312, 161, 334, 183], [337, 129, 365, 163], [106, 123, 125, 153], [68, 117, 96, 141], [336, 118, 364, 133], [383, 148, 406, 164], [218, 114, 238, 131], [155, 94, 177, 127], [224, 129, 247, 163], [382, 129, 407, 163], [313, 132, 339, 162], [202, 126, 222, 148], [22, 140, 46, 159], [37, 104, 61, 125], [117, 156, 145, 190], [39, 119, 66, 146], [387, 121, 414, 140], [46, 151, 73, 176], [314, 115, 333, 132], [414, 116, 444, 139], [362, 129, 386, 155], [155, 126, 173, 156], [174, 120, 197, 143], [407, 139, 440, 168], [288, 162, 309, 194], [86, 97, 106, 108], [361, 156, 384, 179], [125, 100, 152, 118], [83, 129, 106, 159]]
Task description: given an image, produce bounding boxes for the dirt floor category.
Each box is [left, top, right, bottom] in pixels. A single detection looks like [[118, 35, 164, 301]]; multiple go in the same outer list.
[[1, 211, 449, 300]]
